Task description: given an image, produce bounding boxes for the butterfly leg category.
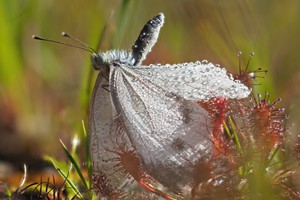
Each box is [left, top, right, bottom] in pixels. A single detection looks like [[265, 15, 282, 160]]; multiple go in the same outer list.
[[101, 84, 110, 92]]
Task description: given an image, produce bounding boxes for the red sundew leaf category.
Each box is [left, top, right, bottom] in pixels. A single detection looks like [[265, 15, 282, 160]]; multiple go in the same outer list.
[[103, 146, 143, 181], [233, 52, 267, 88], [252, 94, 287, 148], [137, 180, 177, 200], [198, 97, 236, 156], [224, 93, 287, 158], [91, 173, 112, 195], [191, 174, 242, 199], [103, 140, 177, 199], [92, 172, 124, 199]]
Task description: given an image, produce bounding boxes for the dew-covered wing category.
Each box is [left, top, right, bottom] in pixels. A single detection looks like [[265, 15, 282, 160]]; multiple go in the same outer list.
[[89, 72, 134, 196], [109, 64, 214, 192], [131, 61, 251, 100]]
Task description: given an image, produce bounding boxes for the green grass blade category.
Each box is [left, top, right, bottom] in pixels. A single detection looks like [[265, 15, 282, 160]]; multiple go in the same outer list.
[[228, 115, 243, 154], [59, 140, 88, 190], [82, 120, 93, 188], [267, 145, 281, 168], [113, 0, 131, 48], [5, 188, 12, 200], [223, 120, 232, 138], [44, 156, 83, 199]]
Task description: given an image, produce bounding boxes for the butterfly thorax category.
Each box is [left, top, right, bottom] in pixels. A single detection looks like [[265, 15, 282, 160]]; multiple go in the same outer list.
[[91, 50, 135, 70]]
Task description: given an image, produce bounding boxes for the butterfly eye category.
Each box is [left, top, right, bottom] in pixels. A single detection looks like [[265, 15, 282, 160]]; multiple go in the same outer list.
[[112, 62, 120, 67]]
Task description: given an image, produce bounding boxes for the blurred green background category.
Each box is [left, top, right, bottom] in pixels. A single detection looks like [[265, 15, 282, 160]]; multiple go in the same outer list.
[[1, 0, 300, 186]]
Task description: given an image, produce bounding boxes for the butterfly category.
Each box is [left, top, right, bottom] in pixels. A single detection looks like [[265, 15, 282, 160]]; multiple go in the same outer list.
[[33, 12, 251, 198], [88, 12, 251, 198]]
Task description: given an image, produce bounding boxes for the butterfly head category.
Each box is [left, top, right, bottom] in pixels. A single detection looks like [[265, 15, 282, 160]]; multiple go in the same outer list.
[[91, 50, 135, 70], [91, 53, 107, 70]]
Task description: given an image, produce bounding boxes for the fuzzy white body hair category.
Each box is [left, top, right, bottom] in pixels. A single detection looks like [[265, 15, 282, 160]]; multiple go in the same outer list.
[[91, 49, 134, 70]]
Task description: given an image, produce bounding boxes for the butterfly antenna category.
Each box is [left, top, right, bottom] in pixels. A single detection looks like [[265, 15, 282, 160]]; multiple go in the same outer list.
[[61, 32, 98, 54], [32, 35, 95, 54]]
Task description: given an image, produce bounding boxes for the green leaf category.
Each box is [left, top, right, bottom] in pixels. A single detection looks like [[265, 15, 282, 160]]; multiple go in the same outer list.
[[44, 156, 83, 199], [82, 120, 93, 188], [60, 140, 88, 190]]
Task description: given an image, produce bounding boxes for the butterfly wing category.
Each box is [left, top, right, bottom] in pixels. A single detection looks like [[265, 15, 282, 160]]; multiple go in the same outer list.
[[109, 64, 214, 192], [131, 61, 251, 100], [89, 72, 136, 196]]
